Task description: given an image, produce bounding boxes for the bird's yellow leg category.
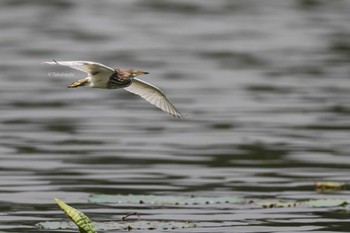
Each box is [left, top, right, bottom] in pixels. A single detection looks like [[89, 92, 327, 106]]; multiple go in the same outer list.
[[68, 79, 89, 88]]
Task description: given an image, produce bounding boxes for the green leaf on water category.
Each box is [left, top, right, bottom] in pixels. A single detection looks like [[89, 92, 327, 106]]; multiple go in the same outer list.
[[88, 194, 244, 205], [36, 220, 196, 231], [253, 200, 298, 208], [54, 198, 97, 233], [252, 199, 350, 208], [300, 199, 349, 207]]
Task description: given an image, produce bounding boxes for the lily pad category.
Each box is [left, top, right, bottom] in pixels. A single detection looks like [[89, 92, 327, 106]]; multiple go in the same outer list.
[[54, 198, 96, 233], [88, 194, 244, 205], [37, 220, 196, 231], [252, 200, 298, 208], [252, 199, 350, 208], [315, 182, 346, 192], [300, 199, 349, 207]]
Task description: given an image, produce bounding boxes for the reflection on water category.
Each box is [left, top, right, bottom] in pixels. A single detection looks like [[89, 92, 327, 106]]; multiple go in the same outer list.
[[1, 0, 350, 232]]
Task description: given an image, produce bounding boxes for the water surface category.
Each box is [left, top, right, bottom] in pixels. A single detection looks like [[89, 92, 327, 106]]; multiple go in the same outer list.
[[1, 0, 350, 232]]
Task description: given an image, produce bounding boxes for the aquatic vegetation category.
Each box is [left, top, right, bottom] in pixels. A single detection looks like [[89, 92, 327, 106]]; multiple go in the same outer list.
[[36, 198, 196, 232], [252, 199, 350, 208], [36, 195, 350, 232], [37, 220, 197, 231], [315, 182, 346, 192], [89, 194, 350, 208], [54, 198, 96, 233], [88, 194, 244, 205]]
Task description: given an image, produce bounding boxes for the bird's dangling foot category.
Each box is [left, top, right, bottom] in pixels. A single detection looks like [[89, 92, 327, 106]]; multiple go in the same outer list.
[[68, 79, 89, 88]]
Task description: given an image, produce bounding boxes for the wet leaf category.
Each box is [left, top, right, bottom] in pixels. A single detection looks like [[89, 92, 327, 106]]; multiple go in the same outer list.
[[54, 198, 96, 233], [300, 199, 349, 207], [37, 220, 196, 231], [315, 182, 346, 192], [88, 194, 244, 205], [253, 200, 298, 208], [252, 199, 350, 208]]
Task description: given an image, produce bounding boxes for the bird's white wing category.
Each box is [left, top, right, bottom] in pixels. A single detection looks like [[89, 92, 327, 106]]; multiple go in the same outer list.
[[42, 60, 115, 76], [124, 78, 183, 118]]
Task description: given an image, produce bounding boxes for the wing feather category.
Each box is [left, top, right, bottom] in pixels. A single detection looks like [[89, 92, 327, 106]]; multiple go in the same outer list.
[[124, 78, 183, 118], [42, 60, 115, 76]]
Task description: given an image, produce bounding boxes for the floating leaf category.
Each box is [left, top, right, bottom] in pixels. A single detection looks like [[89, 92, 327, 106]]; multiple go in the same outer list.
[[252, 198, 350, 208], [88, 194, 243, 205], [37, 220, 196, 231], [36, 221, 69, 230], [315, 182, 346, 192], [300, 199, 349, 208], [54, 198, 97, 233], [252, 200, 298, 208]]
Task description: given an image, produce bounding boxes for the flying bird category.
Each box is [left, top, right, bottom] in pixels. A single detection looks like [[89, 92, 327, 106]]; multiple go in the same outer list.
[[43, 60, 183, 118]]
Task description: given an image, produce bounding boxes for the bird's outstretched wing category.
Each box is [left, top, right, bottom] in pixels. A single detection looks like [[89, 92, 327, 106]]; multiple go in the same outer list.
[[124, 78, 183, 118], [42, 60, 115, 76]]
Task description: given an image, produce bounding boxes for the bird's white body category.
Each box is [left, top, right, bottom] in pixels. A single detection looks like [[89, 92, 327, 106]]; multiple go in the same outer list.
[[87, 72, 110, 88], [43, 60, 183, 118]]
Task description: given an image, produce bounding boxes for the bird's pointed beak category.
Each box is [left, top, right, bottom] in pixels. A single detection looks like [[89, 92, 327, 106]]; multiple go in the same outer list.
[[135, 71, 149, 76]]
